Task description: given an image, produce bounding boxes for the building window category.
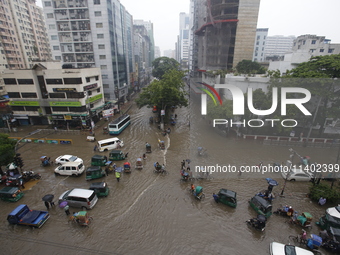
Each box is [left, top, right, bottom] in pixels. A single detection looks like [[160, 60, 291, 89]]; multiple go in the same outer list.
[[55, 56, 62, 60], [25, 106, 39, 111], [86, 77, 90, 82], [3, 78, 17, 85], [94, 0, 101, 4], [51, 35, 58, 40], [98, 44, 105, 49], [94, 11, 102, 17], [49, 93, 66, 98], [102, 74, 108, 79], [328, 49, 334, 53], [49, 24, 56, 29], [21, 92, 38, 98], [97, 34, 104, 39], [7, 92, 21, 98], [100, 65, 107, 70], [11, 106, 25, 111], [52, 107, 68, 112], [44, 1, 52, 7], [99, 55, 106, 59], [47, 13, 54, 18], [320, 49, 324, 52], [53, 46, 60, 50], [103, 84, 109, 88], [46, 78, 63, 84], [17, 79, 34, 85], [311, 40, 316, 44], [63, 78, 82, 84], [96, 23, 103, 28]]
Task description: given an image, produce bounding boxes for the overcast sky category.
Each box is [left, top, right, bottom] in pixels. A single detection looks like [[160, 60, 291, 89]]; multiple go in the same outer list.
[[36, 0, 340, 54]]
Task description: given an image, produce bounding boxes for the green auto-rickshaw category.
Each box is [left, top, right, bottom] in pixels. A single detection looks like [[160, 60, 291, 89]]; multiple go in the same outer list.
[[249, 195, 272, 218], [91, 155, 108, 166], [0, 186, 24, 202], [89, 182, 109, 197], [85, 166, 106, 181], [109, 150, 125, 161], [217, 189, 237, 208]]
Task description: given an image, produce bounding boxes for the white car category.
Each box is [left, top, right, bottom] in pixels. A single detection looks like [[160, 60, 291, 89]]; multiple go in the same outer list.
[[270, 242, 314, 255], [55, 155, 83, 165], [281, 168, 314, 182]]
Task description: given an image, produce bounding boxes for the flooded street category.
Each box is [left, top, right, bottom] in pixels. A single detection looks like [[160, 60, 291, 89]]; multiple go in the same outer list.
[[0, 89, 338, 255]]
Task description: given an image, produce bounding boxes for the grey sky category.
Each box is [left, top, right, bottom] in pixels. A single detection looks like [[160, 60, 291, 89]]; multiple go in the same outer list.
[[36, 0, 340, 54]]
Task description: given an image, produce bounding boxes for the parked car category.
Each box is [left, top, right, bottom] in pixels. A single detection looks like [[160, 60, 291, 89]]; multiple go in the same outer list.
[[55, 155, 83, 165], [281, 168, 314, 182], [270, 242, 313, 255], [58, 188, 98, 210], [54, 162, 85, 176]]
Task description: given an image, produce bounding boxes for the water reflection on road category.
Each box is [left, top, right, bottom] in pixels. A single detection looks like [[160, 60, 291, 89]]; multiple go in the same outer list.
[[0, 90, 337, 255]]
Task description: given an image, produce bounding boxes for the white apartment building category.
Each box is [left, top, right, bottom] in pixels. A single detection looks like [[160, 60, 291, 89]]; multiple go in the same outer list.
[[269, 34, 340, 74], [2, 62, 105, 126], [253, 28, 268, 62]]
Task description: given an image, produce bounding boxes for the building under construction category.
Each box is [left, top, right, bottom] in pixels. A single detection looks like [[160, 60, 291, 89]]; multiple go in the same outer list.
[[191, 0, 260, 75]]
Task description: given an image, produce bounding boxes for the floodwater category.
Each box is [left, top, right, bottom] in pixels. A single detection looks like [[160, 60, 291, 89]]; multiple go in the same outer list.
[[0, 88, 338, 255]]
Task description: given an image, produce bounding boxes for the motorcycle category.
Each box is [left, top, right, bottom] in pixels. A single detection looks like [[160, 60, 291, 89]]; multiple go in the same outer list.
[[22, 171, 41, 182], [246, 215, 267, 232]]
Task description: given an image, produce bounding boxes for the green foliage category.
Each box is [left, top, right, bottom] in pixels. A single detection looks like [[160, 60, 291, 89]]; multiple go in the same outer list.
[[235, 60, 266, 75], [136, 69, 188, 116], [152, 57, 180, 79], [207, 100, 233, 119], [309, 182, 340, 203], [0, 133, 16, 167]]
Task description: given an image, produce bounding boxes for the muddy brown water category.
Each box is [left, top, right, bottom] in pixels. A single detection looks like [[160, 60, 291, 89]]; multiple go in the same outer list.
[[0, 91, 338, 255]]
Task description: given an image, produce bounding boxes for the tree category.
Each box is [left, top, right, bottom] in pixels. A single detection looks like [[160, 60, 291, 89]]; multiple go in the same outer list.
[[285, 54, 340, 136], [152, 57, 180, 79], [235, 60, 266, 75], [0, 133, 16, 167], [136, 69, 188, 121]]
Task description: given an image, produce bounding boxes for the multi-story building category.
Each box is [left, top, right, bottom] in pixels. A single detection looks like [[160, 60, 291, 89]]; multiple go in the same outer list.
[[133, 24, 151, 90], [133, 20, 155, 68], [264, 35, 295, 61], [42, 0, 133, 101], [191, 0, 260, 75], [2, 62, 105, 127], [269, 34, 340, 74], [252, 28, 268, 62], [0, 0, 51, 69], [177, 12, 190, 70]]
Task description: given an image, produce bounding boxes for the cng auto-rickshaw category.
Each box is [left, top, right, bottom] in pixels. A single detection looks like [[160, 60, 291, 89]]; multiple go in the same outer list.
[[91, 155, 108, 166], [85, 166, 105, 181], [316, 206, 340, 231], [249, 195, 272, 218], [109, 150, 125, 161], [89, 182, 109, 197], [0, 186, 24, 202], [217, 188, 237, 208]]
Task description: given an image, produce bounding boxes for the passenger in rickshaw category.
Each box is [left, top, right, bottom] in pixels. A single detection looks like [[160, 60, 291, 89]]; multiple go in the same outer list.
[[136, 157, 142, 167], [142, 154, 146, 160], [124, 162, 131, 170]]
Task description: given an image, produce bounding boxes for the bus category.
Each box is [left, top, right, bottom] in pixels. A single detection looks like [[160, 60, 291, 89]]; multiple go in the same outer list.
[[108, 114, 131, 135], [97, 137, 124, 152]]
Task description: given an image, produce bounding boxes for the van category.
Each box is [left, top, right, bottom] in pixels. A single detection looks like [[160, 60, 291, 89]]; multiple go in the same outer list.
[[97, 137, 124, 152], [58, 188, 98, 210], [54, 162, 85, 176]]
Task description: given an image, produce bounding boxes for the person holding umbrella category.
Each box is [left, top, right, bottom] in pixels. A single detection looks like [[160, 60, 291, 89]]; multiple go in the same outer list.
[[42, 194, 54, 210]]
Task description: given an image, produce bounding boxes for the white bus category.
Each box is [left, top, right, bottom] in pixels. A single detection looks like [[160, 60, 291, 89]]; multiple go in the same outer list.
[[97, 137, 124, 152], [108, 114, 131, 135]]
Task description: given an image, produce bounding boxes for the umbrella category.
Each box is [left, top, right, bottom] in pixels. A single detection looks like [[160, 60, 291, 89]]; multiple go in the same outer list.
[[42, 194, 54, 202], [59, 201, 68, 208], [266, 178, 278, 186], [115, 167, 123, 173]]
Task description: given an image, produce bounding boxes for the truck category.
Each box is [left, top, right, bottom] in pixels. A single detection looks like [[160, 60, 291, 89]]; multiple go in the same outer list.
[[7, 204, 50, 228]]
